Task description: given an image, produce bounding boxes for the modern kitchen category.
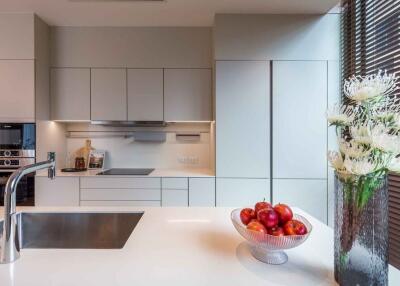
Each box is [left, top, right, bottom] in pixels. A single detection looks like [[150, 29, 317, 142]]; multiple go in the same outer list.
[[0, 1, 400, 285]]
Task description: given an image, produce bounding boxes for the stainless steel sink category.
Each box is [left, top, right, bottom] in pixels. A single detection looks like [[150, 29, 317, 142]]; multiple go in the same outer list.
[[0, 212, 143, 249]]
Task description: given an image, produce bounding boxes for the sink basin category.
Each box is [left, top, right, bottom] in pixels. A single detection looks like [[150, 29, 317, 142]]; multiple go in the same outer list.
[[0, 212, 143, 249]]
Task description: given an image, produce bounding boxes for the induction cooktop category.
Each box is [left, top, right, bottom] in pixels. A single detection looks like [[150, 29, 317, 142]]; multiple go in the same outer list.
[[97, 168, 154, 176]]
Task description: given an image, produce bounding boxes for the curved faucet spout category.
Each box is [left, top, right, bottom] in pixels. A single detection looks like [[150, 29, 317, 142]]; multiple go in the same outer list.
[[0, 152, 56, 264]]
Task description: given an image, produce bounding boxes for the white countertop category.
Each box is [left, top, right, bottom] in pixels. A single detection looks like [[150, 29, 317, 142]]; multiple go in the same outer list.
[[36, 168, 215, 178], [0, 207, 398, 286]]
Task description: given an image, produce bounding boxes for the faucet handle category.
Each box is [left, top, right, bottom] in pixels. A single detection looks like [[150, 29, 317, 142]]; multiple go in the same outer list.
[[47, 152, 55, 161]]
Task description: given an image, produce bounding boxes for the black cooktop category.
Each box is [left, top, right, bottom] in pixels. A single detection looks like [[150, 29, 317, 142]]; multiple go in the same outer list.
[[97, 168, 154, 176]]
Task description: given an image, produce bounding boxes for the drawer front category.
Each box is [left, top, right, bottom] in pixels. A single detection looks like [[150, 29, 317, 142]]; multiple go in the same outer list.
[[80, 200, 161, 207], [81, 188, 161, 201], [162, 189, 188, 207], [80, 177, 161, 189], [162, 178, 188, 190]]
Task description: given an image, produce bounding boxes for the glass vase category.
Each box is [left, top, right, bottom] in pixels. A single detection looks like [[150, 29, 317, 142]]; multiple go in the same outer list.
[[334, 171, 388, 286]]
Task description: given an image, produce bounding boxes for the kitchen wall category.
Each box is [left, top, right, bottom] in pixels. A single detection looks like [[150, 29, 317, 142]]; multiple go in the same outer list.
[[65, 123, 212, 169]]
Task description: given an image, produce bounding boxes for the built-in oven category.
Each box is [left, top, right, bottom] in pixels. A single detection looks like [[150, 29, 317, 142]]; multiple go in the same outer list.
[[0, 123, 35, 206]]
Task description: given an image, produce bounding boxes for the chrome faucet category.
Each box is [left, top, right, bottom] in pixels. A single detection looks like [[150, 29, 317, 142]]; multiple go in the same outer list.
[[0, 152, 56, 264]]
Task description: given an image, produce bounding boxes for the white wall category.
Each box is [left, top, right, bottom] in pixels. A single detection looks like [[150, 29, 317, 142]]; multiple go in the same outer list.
[[50, 27, 212, 68], [214, 13, 340, 61], [65, 123, 211, 169]]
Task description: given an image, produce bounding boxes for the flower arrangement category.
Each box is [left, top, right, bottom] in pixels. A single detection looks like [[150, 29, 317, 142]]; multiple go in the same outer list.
[[327, 70, 400, 181]]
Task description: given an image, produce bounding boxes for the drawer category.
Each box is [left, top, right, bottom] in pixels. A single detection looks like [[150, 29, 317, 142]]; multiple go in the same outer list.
[[80, 200, 161, 207], [162, 189, 188, 207], [80, 177, 161, 189], [162, 178, 188, 190], [80, 188, 161, 201]]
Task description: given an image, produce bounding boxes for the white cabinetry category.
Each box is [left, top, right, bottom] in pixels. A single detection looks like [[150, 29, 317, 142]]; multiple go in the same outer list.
[[272, 61, 327, 179], [35, 177, 80, 206], [189, 178, 215, 207], [216, 61, 270, 178], [216, 178, 270, 207], [272, 179, 327, 223], [0, 60, 35, 122], [164, 69, 212, 121], [91, 68, 127, 121], [127, 69, 163, 121], [50, 68, 90, 121], [161, 178, 188, 207]]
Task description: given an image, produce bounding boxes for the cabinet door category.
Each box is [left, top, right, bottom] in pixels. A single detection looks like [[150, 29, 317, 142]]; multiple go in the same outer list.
[[273, 179, 327, 223], [216, 61, 270, 178], [91, 68, 127, 121], [164, 69, 212, 121], [127, 69, 163, 121], [0, 60, 34, 122], [51, 68, 90, 121], [35, 177, 80, 206], [189, 178, 215, 207], [162, 189, 188, 207], [216, 178, 270, 207], [273, 61, 327, 179]]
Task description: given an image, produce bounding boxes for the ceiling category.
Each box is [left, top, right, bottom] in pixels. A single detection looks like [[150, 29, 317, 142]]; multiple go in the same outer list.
[[0, 0, 340, 27]]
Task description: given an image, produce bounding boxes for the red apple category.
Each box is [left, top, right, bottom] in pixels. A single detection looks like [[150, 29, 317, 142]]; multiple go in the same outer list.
[[254, 200, 273, 214], [273, 203, 293, 225], [268, 227, 285, 237], [257, 209, 279, 228], [246, 220, 267, 233], [283, 220, 308, 235], [240, 208, 256, 225]]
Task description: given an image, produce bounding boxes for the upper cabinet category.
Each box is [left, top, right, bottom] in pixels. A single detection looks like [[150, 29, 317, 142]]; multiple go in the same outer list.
[[0, 60, 35, 122], [216, 61, 270, 178], [51, 68, 90, 121], [164, 69, 212, 121], [127, 69, 163, 121], [272, 61, 327, 179], [91, 68, 127, 121]]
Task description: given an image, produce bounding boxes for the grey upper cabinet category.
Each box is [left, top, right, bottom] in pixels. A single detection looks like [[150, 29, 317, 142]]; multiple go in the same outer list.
[[164, 69, 212, 121], [51, 68, 90, 121], [272, 61, 327, 179], [0, 60, 35, 122], [216, 61, 270, 178], [91, 68, 127, 121], [127, 69, 163, 121]]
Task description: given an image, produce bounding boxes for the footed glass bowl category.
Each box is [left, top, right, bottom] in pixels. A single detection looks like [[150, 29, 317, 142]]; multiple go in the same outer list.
[[231, 208, 312, 264]]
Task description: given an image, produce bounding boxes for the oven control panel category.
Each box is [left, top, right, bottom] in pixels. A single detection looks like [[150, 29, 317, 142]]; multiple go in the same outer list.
[[0, 150, 35, 169]]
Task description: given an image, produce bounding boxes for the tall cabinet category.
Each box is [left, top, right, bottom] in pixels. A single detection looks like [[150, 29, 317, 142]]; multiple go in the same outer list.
[[216, 61, 271, 207], [272, 61, 328, 222]]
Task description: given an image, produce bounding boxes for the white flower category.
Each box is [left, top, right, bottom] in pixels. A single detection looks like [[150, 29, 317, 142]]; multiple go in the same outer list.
[[327, 105, 354, 126], [350, 125, 372, 145], [389, 157, 400, 173], [370, 124, 400, 154], [339, 139, 370, 158], [343, 156, 378, 176], [344, 71, 398, 103], [328, 151, 346, 171]]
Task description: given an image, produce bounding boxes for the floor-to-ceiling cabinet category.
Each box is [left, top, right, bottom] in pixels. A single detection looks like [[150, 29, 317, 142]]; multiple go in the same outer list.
[[215, 60, 330, 223], [272, 61, 328, 223], [215, 61, 271, 207]]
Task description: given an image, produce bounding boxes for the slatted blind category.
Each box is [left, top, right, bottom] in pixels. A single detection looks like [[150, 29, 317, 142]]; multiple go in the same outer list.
[[341, 0, 400, 270]]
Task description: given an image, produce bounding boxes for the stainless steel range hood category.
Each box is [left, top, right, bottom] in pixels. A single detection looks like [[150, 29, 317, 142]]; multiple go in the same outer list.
[[90, 121, 167, 127]]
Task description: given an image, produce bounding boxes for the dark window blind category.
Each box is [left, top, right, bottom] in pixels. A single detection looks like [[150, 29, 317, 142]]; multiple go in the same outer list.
[[341, 0, 400, 270]]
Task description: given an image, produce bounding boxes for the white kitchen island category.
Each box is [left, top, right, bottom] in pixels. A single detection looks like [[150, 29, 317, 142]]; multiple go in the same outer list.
[[0, 207, 399, 286]]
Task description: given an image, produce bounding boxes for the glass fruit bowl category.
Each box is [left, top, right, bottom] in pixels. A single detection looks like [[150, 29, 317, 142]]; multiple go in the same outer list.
[[231, 208, 312, 264]]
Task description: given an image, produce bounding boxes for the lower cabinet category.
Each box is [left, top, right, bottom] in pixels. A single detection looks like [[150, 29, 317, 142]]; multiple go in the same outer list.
[[272, 179, 327, 223], [189, 178, 215, 207], [35, 177, 80, 206], [80, 200, 161, 207], [216, 178, 270, 207], [162, 178, 188, 207]]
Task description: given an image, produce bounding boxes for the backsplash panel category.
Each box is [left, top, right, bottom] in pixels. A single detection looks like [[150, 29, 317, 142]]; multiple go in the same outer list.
[[65, 123, 211, 169]]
